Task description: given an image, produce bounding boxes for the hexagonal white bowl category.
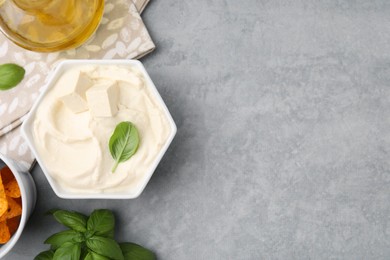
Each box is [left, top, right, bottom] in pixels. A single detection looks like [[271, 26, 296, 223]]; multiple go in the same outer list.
[[21, 60, 176, 199]]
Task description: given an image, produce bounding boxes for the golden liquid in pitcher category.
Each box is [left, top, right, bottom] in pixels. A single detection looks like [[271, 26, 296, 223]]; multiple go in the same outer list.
[[0, 0, 104, 52]]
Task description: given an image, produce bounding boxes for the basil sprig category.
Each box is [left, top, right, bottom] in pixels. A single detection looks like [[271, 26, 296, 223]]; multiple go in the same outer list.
[[35, 250, 54, 260], [44, 230, 83, 250], [35, 209, 155, 260], [109, 121, 140, 173], [0, 63, 25, 90], [53, 242, 81, 259], [86, 236, 124, 260], [87, 209, 115, 237], [120, 243, 157, 260], [52, 210, 88, 232]]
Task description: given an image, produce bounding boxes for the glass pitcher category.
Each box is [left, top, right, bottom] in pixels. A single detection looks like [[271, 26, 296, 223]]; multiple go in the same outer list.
[[0, 0, 104, 52]]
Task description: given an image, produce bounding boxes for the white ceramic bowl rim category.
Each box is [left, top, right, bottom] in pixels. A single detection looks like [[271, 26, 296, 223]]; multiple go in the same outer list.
[[21, 60, 177, 199]]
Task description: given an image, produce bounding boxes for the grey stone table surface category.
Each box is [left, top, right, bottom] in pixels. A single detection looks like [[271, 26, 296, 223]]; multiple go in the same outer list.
[[5, 1, 390, 259]]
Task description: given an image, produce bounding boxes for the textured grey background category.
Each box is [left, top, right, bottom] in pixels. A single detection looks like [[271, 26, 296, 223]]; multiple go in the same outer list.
[[5, 0, 390, 259]]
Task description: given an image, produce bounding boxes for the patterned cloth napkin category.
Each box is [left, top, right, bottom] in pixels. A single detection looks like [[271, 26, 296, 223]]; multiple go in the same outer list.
[[133, 0, 149, 13], [0, 0, 152, 167]]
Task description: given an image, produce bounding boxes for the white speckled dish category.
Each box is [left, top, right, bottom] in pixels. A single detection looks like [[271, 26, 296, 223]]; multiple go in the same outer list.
[[0, 153, 36, 258]]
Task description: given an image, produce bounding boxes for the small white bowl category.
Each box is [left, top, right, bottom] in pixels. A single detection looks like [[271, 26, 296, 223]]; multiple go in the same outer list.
[[0, 153, 37, 258], [21, 60, 176, 199]]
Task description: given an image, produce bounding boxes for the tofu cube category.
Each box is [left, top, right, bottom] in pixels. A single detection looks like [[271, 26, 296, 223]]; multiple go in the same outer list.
[[59, 72, 92, 113], [86, 82, 119, 117]]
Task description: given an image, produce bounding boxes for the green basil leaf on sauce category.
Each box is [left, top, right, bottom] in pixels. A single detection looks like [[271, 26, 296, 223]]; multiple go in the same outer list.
[[0, 63, 25, 91], [109, 121, 140, 173]]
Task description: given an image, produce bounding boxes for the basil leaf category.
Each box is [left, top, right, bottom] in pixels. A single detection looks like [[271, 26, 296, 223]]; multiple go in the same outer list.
[[80, 246, 89, 259], [84, 252, 93, 260], [84, 230, 95, 240], [120, 242, 156, 260], [53, 242, 81, 260], [84, 251, 111, 260], [87, 236, 124, 260], [109, 121, 140, 172], [34, 250, 54, 260], [87, 209, 115, 237], [105, 228, 115, 239], [44, 230, 83, 250], [46, 209, 61, 215], [0, 63, 25, 90], [53, 210, 88, 232]]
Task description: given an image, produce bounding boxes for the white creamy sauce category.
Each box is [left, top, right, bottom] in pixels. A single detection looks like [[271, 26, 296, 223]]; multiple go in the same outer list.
[[32, 65, 171, 193]]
